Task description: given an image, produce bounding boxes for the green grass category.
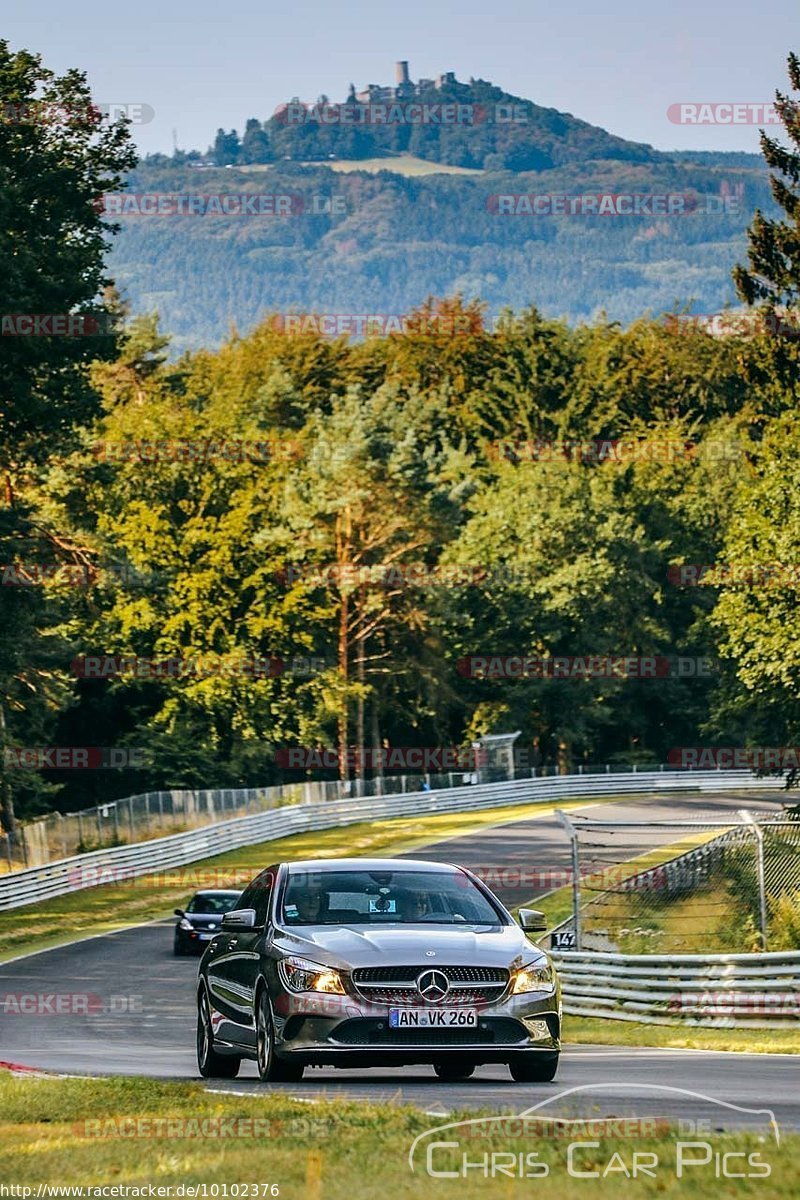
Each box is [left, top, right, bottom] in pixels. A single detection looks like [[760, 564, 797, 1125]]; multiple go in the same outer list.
[[0, 797, 600, 963], [565, 1016, 800, 1055], [238, 154, 484, 176], [0, 1072, 795, 1197]]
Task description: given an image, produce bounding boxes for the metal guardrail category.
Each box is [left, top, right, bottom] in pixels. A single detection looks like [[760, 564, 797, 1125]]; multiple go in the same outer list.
[[3, 759, 748, 870], [552, 948, 800, 1028], [0, 769, 781, 912]]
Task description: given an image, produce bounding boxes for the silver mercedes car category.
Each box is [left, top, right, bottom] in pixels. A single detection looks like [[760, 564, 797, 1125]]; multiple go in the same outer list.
[[196, 857, 561, 1082]]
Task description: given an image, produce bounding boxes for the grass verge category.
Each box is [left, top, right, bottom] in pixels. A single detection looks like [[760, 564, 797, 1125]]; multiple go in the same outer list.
[[564, 1016, 800, 1055], [0, 1072, 795, 1197]]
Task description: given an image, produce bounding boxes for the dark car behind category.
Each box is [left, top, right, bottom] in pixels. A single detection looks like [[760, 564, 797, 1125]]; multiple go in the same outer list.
[[174, 890, 242, 955]]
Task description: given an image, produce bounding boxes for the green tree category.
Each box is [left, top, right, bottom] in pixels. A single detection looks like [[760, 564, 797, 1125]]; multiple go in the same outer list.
[[0, 41, 136, 839]]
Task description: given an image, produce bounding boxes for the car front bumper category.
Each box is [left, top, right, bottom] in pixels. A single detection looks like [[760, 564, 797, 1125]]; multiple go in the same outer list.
[[271, 987, 561, 1065]]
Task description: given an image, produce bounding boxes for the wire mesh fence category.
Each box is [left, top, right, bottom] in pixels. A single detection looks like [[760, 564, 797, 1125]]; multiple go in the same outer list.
[[1, 760, 794, 875], [553, 810, 800, 954], [0, 755, 545, 870]]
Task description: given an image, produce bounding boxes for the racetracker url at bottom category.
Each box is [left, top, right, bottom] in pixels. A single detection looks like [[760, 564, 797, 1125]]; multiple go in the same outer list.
[[0, 1188, 280, 1198]]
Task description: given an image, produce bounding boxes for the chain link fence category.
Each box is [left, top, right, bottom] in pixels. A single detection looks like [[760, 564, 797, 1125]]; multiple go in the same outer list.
[[0, 759, 749, 872], [0, 742, 562, 869], [553, 810, 800, 954]]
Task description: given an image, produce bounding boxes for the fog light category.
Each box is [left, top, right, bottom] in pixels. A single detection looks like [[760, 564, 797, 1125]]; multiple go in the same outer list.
[[526, 1019, 550, 1039]]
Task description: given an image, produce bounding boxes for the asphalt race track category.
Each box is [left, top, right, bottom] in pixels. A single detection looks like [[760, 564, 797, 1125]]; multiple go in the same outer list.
[[1, 790, 797, 1131]]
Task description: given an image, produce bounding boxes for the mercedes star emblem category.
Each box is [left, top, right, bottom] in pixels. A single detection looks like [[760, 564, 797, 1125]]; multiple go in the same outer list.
[[416, 969, 450, 1003]]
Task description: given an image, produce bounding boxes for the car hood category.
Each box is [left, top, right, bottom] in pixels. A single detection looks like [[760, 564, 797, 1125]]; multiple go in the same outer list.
[[271, 923, 546, 971]]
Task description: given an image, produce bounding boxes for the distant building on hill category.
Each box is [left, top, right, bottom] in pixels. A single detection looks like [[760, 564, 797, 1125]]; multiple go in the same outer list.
[[354, 62, 465, 105]]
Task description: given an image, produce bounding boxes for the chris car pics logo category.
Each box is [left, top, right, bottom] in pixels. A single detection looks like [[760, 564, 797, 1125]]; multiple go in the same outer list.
[[408, 1084, 777, 1181]]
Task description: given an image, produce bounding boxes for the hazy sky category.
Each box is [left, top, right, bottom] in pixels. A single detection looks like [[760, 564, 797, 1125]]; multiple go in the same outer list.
[[4, 0, 798, 156]]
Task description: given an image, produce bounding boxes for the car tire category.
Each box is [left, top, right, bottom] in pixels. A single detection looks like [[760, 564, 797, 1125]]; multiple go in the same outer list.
[[174, 938, 187, 957], [255, 986, 304, 1082], [508, 1053, 559, 1083], [197, 987, 241, 1078], [433, 1060, 476, 1081]]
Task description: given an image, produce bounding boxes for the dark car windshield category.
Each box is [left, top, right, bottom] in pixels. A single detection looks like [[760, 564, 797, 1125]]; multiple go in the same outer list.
[[281, 870, 504, 926], [186, 892, 241, 915]]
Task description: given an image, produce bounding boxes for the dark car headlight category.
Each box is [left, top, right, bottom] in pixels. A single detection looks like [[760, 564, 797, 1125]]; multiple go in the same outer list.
[[279, 956, 346, 995], [511, 960, 557, 995]]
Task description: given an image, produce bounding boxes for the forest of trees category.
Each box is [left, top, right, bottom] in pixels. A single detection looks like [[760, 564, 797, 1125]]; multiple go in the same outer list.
[[3, 42, 800, 837], [109, 155, 777, 354]]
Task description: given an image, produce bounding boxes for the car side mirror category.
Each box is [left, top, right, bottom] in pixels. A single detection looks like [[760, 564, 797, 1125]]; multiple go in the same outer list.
[[518, 908, 548, 932], [174, 909, 184, 917], [222, 908, 258, 930]]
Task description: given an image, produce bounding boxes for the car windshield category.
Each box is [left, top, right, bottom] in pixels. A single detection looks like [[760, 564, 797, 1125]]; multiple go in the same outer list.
[[281, 870, 503, 926], [186, 893, 241, 915]]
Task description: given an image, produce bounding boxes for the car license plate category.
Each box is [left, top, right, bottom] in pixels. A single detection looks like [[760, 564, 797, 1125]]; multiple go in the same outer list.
[[199, 933, 214, 940], [389, 1007, 477, 1028]]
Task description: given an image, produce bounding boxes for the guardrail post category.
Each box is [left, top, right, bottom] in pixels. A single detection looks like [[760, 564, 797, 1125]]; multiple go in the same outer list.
[[740, 809, 768, 950], [556, 809, 581, 951]]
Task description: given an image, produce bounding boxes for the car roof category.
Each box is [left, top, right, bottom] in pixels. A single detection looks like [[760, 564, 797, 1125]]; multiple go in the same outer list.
[[284, 858, 462, 873], [192, 889, 242, 896]]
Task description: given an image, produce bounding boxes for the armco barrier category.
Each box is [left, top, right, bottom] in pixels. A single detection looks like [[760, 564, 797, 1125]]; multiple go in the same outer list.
[[552, 948, 800, 1028], [0, 769, 781, 912]]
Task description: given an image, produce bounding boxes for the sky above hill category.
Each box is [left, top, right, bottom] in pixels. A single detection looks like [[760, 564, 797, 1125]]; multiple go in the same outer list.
[[4, 0, 798, 158]]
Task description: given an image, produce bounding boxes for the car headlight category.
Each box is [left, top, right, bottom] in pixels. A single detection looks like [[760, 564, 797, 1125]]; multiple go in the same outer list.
[[179, 918, 194, 931], [279, 956, 346, 995], [511, 960, 556, 994]]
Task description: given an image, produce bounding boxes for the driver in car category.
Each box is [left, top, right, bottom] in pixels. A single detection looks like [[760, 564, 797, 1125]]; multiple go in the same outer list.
[[287, 888, 324, 923], [400, 892, 430, 921]]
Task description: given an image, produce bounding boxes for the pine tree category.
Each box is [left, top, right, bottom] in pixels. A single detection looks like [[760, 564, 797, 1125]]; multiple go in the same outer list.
[[733, 53, 800, 317]]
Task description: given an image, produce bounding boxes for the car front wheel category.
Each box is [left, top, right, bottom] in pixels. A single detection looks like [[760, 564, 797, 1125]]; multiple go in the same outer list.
[[508, 1053, 559, 1083], [197, 987, 240, 1078], [255, 986, 304, 1083]]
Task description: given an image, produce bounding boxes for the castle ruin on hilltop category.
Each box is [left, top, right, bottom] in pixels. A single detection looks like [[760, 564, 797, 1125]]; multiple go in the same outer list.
[[348, 62, 466, 105]]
